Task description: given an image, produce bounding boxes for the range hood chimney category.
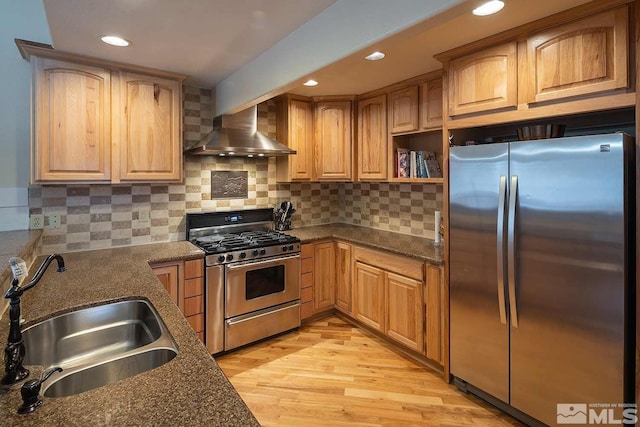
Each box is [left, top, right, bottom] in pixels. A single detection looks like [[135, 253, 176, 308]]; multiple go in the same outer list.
[[184, 105, 295, 157]]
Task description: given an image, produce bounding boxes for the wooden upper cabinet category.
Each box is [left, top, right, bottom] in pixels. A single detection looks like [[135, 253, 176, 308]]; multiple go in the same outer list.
[[276, 96, 313, 182], [420, 78, 443, 130], [314, 100, 353, 181], [524, 7, 628, 104], [116, 72, 182, 182], [357, 94, 387, 180], [448, 41, 517, 116], [389, 86, 419, 133], [33, 58, 111, 182]]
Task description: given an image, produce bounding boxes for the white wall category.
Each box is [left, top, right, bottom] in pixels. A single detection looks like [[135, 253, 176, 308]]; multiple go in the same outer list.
[[215, 0, 462, 114], [0, 0, 51, 230]]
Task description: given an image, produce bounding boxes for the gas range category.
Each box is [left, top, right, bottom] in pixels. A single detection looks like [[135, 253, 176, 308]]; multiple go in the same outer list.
[[193, 230, 300, 266], [185, 208, 302, 354]]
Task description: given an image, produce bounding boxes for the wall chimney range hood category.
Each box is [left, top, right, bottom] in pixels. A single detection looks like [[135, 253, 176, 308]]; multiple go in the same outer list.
[[185, 105, 295, 157]]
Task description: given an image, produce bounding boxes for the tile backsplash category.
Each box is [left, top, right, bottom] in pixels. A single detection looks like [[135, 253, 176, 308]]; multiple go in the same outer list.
[[30, 86, 441, 254]]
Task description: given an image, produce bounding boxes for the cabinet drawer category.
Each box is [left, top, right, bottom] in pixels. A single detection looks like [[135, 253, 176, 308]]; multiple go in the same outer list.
[[184, 295, 204, 317], [187, 313, 204, 332], [301, 244, 314, 259], [301, 301, 314, 320], [353, 246, 423, 281], [301, 257, 314, 273], [301, 272, 313, 288], [185, 258, 204, 279], [184, 277, 204, 298], [301, 286, 313, 303]]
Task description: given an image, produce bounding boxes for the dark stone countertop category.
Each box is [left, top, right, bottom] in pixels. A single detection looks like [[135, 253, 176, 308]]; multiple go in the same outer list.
[[0, 241, 260, 426], [0, 229, 43, 285], [287, 223, 444, 265]]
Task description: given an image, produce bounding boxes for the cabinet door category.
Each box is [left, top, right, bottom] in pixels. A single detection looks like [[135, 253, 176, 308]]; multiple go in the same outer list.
[[335, 242, 352, 314], [33, 57, 111, 181], [420, 79, 443, 130], [357, 94, 387, 180], [389, 86, 418, 133], [314, 100, 352, 180], [448, 42, 517, 116], [354, 261, 385, 331], [386, 271, 423, 352], [425, 263, 443, 364], [313, 242, 336, 311], [116, 72, 182, 181], [524, 7, 628, 104], [277, 98, 313, 182], [152, 264, 181, 308]]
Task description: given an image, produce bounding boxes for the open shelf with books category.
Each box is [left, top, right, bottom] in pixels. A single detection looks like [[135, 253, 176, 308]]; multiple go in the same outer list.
[[390, 130, 443, 183]]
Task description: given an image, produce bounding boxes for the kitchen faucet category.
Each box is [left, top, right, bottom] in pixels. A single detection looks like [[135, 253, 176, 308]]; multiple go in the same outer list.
[[2, 254, 65, 385]]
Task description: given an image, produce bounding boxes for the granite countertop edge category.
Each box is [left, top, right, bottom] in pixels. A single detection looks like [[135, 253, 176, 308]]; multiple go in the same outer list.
[[0, 240, 259, 426]]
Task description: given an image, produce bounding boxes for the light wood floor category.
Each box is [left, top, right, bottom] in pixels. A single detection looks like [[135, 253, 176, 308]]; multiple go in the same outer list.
[[216, 316, 522, 426]]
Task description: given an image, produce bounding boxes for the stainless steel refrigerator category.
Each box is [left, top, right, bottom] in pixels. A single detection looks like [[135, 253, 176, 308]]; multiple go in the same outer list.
[[449, 133, 634, 426]]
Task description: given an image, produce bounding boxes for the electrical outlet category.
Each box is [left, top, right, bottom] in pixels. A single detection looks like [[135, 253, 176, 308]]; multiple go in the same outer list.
[[46, 214, 61, 229], [30, 214, 44, 229], [138, 209, 150, 223]]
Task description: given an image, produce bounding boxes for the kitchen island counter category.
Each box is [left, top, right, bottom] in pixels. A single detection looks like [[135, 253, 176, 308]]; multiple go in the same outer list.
[[0, 241, 260, 426], [288, 223, 443, 265]]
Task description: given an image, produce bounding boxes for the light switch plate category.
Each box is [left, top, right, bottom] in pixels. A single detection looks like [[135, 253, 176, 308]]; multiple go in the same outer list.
[[47, 214, 61, 229]]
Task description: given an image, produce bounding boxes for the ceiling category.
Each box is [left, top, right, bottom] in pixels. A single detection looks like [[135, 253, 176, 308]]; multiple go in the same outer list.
[[43, 0, 592, 99], [42, 0, 337, 88]]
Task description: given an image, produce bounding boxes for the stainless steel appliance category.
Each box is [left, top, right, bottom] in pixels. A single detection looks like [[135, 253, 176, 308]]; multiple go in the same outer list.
[[186, 208, 301, 354], [449, 133, 635, 426]]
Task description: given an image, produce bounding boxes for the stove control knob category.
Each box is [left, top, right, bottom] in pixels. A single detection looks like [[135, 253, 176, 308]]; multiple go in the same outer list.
[[259, 249, 266, 255], [281, 246, 288, 252], [288, 245, 294, 251], [239, 252, 247, 259], [217, 255, 225, 263], [252, 250, 259, 256], [226, 254, 234, 261]]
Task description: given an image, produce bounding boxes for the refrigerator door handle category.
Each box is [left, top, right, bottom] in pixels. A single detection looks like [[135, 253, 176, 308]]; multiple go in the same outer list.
[[507, 175, 519, 328], [496, 176, 508, 325]]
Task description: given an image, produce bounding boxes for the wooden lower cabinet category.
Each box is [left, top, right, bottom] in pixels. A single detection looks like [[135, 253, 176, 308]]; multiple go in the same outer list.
[[386, 271, 423, 352], [425, 263, 444, 364], [313, 242, 336, 311], [334, 242, 352, 314], [300, 243, 314, 319], [354, 261, 385, 331], [151, 258, 205, 342], [152, 263, 181, 310]]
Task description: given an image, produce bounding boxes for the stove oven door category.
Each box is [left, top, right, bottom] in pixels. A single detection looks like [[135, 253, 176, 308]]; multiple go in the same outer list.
[[225, 254, 301, 318]]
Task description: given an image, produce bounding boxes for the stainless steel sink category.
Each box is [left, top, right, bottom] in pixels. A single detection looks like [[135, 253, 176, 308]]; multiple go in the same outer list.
[[43, 348, 177, 397], [21, 299, 178, 396]]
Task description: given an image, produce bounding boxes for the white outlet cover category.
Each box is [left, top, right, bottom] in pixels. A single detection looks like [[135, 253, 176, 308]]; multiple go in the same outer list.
[[30, 214, 44, 229]]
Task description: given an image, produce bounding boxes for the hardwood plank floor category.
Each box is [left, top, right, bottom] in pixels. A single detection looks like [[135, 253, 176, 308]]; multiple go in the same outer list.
[[216, 316, 523, 426]]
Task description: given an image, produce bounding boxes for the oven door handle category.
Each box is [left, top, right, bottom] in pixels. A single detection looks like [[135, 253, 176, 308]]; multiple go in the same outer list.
[[225, 301, 300, 326], [225, 254, 301, 270]]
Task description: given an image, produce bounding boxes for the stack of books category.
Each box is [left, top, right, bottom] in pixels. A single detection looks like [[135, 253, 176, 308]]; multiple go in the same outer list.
[[395, 149, 442, 178]]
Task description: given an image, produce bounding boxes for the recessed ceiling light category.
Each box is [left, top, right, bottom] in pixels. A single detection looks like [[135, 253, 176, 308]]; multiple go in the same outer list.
[[472, 0, 504, 16], [228, 152, 235, 156], [365, 51, 385, 61], [100, 35, 130, 47], [219, 153, 226, 157], [247, 154, 254, 158], [258, 153, 265, 157], [303, 79, 318, 87]]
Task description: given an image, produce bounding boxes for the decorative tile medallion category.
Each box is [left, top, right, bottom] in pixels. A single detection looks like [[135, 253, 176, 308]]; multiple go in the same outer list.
[[211, 171, 248, 199]]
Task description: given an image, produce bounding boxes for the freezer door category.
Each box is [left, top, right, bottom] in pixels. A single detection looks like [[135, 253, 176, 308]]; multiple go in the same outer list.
[[509, 134, 629, 425], [450, 143, 510, 403]]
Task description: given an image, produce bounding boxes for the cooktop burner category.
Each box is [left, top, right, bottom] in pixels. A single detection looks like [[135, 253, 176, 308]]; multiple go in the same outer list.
[[193, 230, 299, 255], [186, 209, 301, 266]]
